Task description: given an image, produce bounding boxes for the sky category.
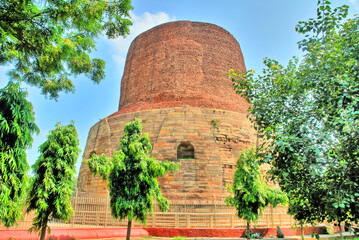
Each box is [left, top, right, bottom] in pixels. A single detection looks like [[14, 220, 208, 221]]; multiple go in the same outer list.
[[1, 0, 358, 176]]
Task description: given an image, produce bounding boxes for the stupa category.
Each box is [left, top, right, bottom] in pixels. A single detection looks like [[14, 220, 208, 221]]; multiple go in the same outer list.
[[77, 21, 257, 202]]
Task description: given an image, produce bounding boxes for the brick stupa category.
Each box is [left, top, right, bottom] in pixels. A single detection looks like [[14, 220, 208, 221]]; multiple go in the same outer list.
[[77, 21, 257, 201]]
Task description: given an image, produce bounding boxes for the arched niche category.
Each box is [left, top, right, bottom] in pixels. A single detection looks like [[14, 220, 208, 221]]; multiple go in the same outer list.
[[177, 141, 195, 160]]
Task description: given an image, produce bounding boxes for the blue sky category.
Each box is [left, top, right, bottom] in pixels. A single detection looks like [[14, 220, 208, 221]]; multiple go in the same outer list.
[[1, 0, 358, 175]]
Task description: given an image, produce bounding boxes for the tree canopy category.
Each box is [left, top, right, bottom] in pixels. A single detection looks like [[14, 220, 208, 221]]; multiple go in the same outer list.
[[0, 81, 39, 227], [0, 0, 133, 99], [26, 122, 80, 240], [87, 119, 178, 240], [226, 147, 287, 240], [229, 0, 359, 227]]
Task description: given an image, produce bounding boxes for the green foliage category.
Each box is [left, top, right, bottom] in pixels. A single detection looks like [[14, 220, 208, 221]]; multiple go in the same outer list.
[[86, 153, 113, 181], [211, 119, 218, 128], [0, 0, 133, 99], [276, 226, 284, 238], [173, 237, 187, 240], [250, 232, 261, 239], [0, 0, 132, 230], [230, 0, 359, 226], [73, 176, 78, 188], [312, 231, 320, 240], [87, 119, 178, 233], [226, 147, 287, 240], [0, 81, 39, 227], [26, 122, 80, 240]]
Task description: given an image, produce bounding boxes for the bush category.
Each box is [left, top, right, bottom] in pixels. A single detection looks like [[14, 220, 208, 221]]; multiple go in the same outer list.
[[276, 226, 284, 238], [251, 232, 262, 239]]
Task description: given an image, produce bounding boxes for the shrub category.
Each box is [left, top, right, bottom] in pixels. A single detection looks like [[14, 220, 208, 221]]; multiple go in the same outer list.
[[251, 232, 261, 239], [276, 226, 284, 238]]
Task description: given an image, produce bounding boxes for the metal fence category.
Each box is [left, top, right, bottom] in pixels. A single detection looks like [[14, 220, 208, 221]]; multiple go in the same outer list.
[[4, 193, 293, 230]]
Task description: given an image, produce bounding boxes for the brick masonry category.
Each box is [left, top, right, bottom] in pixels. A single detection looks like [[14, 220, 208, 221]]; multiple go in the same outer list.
[[144, 226, 337, 238], [117, 21, 249, 114]]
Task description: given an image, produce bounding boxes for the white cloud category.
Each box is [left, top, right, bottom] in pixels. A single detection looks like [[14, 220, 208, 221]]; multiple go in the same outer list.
[[349, 0, 359, 10], [108, 11, 176, 65]]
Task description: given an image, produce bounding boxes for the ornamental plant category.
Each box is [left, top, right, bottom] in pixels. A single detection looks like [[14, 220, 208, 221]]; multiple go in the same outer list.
[[87, 119, 178, 240], [226, 147, 287, 240], [27, 122, 80, 240]]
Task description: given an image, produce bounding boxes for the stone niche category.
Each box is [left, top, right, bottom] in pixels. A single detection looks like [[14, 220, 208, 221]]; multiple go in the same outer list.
[[77, 21, 257, 202]]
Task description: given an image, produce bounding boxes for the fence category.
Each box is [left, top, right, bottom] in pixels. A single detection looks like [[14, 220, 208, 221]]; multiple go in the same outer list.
[[5, 193, 293, 230]]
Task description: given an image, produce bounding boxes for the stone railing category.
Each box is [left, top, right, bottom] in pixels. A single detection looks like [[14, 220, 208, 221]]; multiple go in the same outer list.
[[3, 192, 293, 229]]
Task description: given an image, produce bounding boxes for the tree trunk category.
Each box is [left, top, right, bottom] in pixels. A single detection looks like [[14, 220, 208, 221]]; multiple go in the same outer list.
[[126, 219, 132, 240], [338, 221, 343, 240], [300, 224, 304, 240], [247, 221, 250, 240], [40, 220, 48, 240]]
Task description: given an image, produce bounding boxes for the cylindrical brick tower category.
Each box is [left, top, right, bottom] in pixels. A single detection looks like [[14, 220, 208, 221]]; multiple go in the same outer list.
[[77, 21, 257, 202]]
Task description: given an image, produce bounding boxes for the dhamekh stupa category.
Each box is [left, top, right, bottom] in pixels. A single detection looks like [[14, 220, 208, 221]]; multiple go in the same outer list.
[[77, 21, 257, 202]]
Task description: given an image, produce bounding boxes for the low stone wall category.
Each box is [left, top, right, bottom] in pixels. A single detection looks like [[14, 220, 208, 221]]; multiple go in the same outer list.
[[0, 226, 344, 240], [0, 228, 148, 240], [145, 226, 341, 238]]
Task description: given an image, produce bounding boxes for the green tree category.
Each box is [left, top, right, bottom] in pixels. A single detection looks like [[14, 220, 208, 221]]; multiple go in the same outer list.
[[26, 122, 80, 240], [87, 119, 178, 240], [229, 0, 359, 234], [225, 147, 287, 240], [0, 0, 132, 99], [0, 0, 132, 228], [0, 81, 39, 227]]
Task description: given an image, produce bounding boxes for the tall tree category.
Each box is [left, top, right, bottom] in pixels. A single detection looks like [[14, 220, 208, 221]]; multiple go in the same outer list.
[[0, 81, 39, 227], [229, 0, 359, 231], [225, 147, 287, 240], [0, 0, 133, 227], [0, 0, 133, 99], [87, 119, 178, 240], [26, 122, 80, 240]]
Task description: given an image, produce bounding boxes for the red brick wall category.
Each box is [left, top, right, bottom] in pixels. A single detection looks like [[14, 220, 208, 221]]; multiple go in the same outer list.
[[144, 226, 338, 238], [118, 21, 249, 114]]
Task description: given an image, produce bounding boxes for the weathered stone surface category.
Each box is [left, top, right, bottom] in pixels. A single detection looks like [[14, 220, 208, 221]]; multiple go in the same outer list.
[[77, 21, 257, 202], [77, 107, 257, 200]]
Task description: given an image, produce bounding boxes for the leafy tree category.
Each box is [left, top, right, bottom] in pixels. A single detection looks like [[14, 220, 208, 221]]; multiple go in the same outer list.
[[0, 81, 39, 227], [0, 0, 133, 99], [229, 0, 359, 234], [26, 122, 80, 240], [87, 119, 178, 240], [225, 147, 287, 240], [322, 135, 359, 238], [0, 0, 132, 228]]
